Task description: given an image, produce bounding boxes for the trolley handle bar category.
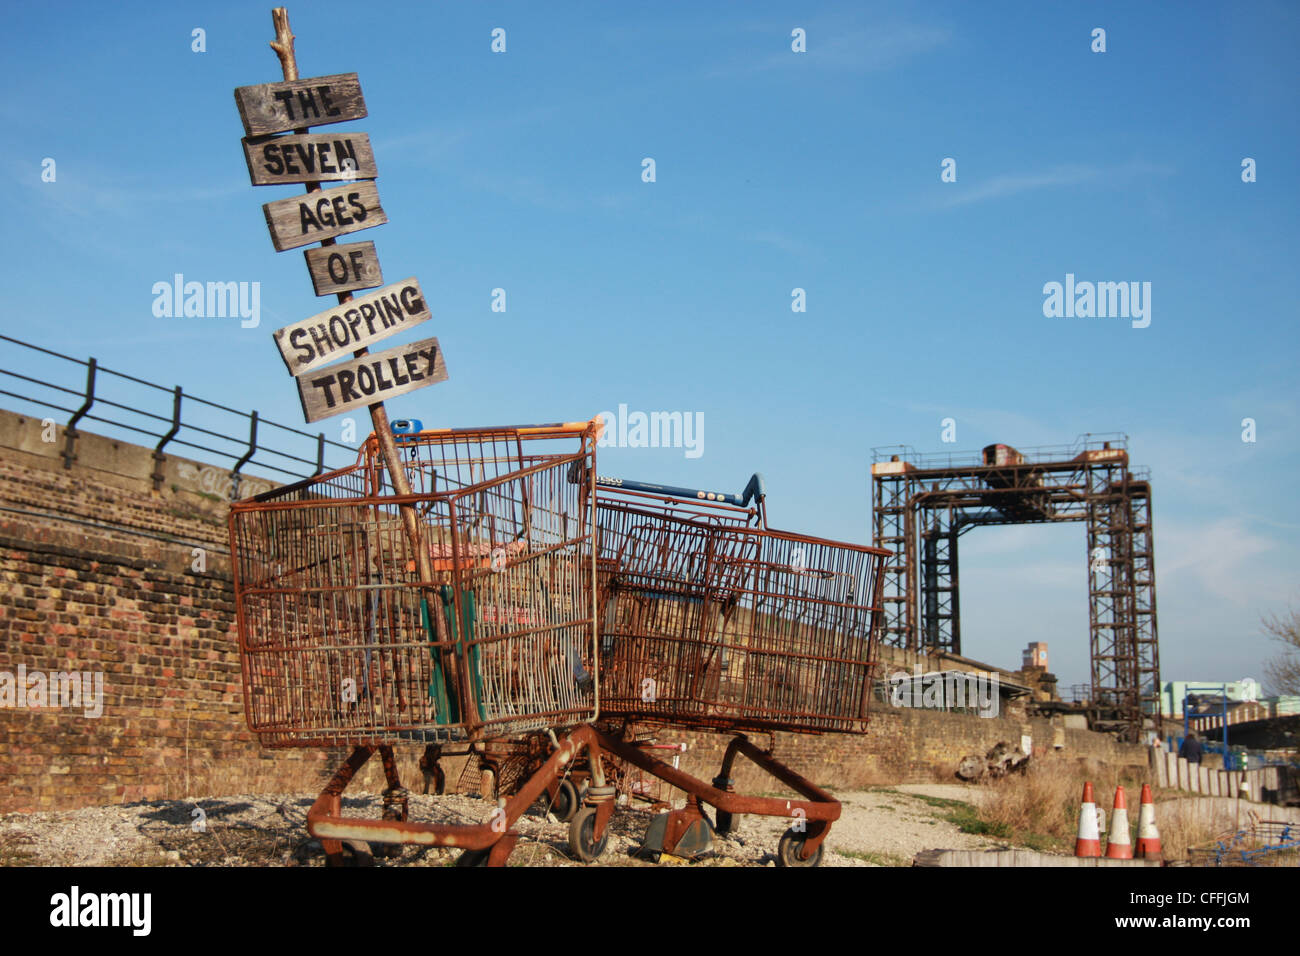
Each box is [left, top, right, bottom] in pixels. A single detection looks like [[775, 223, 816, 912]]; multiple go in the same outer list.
[[359, 417, 605, 460], [596, 473, 765, 508]]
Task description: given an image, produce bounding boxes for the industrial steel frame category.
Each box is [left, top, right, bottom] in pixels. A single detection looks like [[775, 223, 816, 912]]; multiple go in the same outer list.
[[871, 435, 1160, 742]]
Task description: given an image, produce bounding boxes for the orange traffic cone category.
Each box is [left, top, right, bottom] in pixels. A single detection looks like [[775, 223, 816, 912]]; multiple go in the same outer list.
[[1075, 782, 1101, 857], [1135, 784, 1162, 859], [1106, 785, 1133, 859]]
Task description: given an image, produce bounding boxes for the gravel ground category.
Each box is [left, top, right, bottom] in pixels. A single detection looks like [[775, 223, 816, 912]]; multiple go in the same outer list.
[[0, 785, 1006, 868]]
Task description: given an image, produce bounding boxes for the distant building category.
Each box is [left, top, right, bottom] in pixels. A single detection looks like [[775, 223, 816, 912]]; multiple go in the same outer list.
[[1022, 642, 1049, 670], [1161, 680, 1258, 719], [1265, 695, 1300, 716]]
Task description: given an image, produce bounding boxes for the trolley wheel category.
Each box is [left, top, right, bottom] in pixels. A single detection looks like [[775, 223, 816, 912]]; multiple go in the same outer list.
[[568, 806, 610, 863], [775, 829, 823, 868], [338, 840, 375, 867], [553, 779, 580, 823], [714, 809, 734, 835]]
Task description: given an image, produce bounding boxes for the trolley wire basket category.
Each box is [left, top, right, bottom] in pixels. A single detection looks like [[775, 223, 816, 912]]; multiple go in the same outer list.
[[228, 421, 602, 748], [593, 479, 888, 735], [228, 437, 889, 866]]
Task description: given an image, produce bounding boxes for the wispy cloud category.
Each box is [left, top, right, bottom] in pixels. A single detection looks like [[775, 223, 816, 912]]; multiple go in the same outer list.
[[935, 160, 1175, 209], [741, 229, 814, 257], [10, 159, 247, 263], [372, 102, 565, 167], [14, 160, 246, 220], [462, 169, 572, 212], [890, 400, 1089, 450], [961, 524, 1073, 560], [709, 20, 951, 78], [1159, 516, 1289, 606], [938, 165, 1100, 207], [371, 126, 472, 163]]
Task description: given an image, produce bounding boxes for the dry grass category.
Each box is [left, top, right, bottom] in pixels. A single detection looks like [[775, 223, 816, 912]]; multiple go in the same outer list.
[[974, 754, 1155, 853], [835, 847, 911, 867], [971, 755, 1285, 862], [1156, 799, 1236, 861], [1160, 802, 1300, 865]]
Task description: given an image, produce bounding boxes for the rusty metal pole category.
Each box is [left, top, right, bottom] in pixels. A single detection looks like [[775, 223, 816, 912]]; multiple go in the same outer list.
[[268, 7, 460, 699]]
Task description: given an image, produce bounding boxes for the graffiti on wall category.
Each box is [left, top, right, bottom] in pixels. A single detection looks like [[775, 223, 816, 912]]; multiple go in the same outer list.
[[175, 461, 274, 500]]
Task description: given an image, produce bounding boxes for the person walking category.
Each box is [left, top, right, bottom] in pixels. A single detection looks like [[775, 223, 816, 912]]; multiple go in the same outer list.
[[1179, 731, 1203, 764]]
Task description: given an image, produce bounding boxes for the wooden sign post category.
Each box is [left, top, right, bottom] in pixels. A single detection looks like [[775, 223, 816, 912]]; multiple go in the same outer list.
[[242, 132, 378, 186], [271, 277, 433, 375], [238, 7, 457, 695], [303, 241, 383, 295], [234, 72, 367, 136], [296, 335, 449, 422]]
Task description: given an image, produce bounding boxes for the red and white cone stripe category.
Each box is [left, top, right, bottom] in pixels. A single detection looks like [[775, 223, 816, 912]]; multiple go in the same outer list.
[[1135, 783, 1161, 859], [1106, 785, 1133, 859], [1075, 781, 1101, 857]]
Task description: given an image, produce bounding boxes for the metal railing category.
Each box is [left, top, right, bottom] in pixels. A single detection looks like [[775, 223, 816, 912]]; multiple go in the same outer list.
[[0, 334, 356, 497], [871, 433, 1129, 468], [1060, 683, 1093, 704], [1181, 739, 1298, 772]]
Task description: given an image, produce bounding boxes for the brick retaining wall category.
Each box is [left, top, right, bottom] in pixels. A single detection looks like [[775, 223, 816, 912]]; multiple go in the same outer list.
[[0, 409, 1146, 812]]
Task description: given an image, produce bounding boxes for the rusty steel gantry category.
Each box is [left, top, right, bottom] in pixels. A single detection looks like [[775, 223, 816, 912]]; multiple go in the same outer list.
[[871, 435, 1160, 742]]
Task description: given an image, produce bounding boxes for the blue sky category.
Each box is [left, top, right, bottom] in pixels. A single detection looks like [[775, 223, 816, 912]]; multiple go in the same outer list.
[[3, 1, 1297, 689]]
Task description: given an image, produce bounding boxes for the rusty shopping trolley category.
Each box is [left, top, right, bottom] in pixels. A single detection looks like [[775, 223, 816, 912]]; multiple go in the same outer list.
[[228, 420, 607, 865], [573, 472, 889, 866]]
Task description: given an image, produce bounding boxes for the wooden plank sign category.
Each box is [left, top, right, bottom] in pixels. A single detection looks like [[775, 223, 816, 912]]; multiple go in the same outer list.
[[304, 241, 383, 296], [297, 336, 448, 423], [234, 73, 366, 137], [242, 132, 378, 186], [263, 181, 386, 251], [272, 277, 432, 376]]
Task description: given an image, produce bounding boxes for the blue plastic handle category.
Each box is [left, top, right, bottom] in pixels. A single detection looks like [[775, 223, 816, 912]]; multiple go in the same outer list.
[[391, 419, 424, 442], [596, 473, 765, 508]]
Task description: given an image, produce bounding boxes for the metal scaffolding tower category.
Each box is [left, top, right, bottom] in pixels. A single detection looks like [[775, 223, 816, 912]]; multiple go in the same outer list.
[[871, 435, 1161, 742]]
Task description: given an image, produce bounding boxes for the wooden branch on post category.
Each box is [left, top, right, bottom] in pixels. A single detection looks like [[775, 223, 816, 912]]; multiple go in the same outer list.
[[270, 8, 297, 81]]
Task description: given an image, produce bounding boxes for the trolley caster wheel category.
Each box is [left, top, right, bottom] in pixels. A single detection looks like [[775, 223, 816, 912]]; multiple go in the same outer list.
[[714, 809, 734, 835], [552, 779, 580, 823], [337, 840, 375, 867], [568, 806, 610, 863], [775, 829, 823, 868]]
